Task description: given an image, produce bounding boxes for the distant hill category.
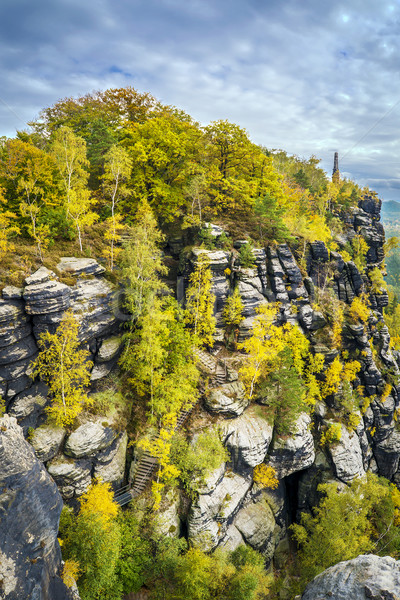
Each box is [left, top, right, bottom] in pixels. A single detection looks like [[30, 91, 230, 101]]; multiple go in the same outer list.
[[381, 200, 400, 221]]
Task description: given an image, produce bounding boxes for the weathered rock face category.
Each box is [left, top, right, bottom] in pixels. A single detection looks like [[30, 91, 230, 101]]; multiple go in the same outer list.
[[234, 496, 277, 560], [205, 381, 249, 417], [302, 554, 400, 600], [47, 455, 92, 500], [221, 408, 273, 470], [188, 471, 251, 551], [30, 425, 66, 463], [64, 421, 117, 458], [326, 424, 365, 483], [0, 415, 69, 600], [1, 259, 121, 411], [268, 413, 315, 478]]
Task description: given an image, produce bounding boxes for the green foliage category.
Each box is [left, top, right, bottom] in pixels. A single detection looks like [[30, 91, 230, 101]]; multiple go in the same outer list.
[[121, 200, 167, 319], [369, 266, 388, 294], [291, 474, 400, 589], [113, 510, 153, 596], [59, 480, 122, 600], [223, 286, 244, 329], [254, 192, 292, 243], [170, 428, 230, 497], [184, 252, 216, 347], [238, 242, 256, 268], [149, 544, 269, 600], [258, 347, 307, 435], [31, 310, 93, 426]]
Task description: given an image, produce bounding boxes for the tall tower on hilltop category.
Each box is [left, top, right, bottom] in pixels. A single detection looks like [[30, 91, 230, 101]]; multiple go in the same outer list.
[[332, 151, 340, 184]]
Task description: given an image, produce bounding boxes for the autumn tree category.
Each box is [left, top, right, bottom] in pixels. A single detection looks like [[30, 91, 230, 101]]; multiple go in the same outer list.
[[0, 139, 61, 259], [184, 252, 216, 347], [121, 113, 204, 221], [0, 186, 20, 259], [59, 479, 121, 600], [121, 200, 168, 319], [50, 125, 89, 216], [291, 474, 400, 589], [239, 304, 323, 427], [32, 310, 93, 426], [122, 298, 199, 509], [68, 187, 98, 251], [102, 145, 132, 269]]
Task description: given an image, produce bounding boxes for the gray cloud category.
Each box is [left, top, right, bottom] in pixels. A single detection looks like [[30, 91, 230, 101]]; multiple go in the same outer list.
[[1, 0, 400, 199]]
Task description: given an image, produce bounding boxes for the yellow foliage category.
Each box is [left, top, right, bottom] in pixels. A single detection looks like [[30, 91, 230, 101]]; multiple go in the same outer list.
[[322, 357, 361, 399], [62, 559, 80, 588], [341, 250, 352, 262], [31, 310, 93, 427], [184, 252, 216, 347], [381, 383, 392, 403], [369, 267, 388, 295], [346, 412, 361, 432], [253, 464, 279, 489], [322, 357, 343, 398], [391, 484, 400, 526], [349, 295, 370, 324], [320, 422, 342, 445], [103, 213, 125, 270], [79, 478, 119, 527]]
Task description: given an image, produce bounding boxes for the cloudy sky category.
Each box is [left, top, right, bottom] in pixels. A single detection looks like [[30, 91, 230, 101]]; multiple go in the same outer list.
[[1, 0, 400, 200]]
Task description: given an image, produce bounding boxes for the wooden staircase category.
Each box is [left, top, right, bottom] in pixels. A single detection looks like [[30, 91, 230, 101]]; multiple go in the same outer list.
[[113, 402, 196, 507], [114, 349, 228, 507]]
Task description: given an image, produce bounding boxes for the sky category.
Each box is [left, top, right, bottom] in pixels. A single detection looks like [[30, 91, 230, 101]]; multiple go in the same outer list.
[[1, 0, 400, 200]]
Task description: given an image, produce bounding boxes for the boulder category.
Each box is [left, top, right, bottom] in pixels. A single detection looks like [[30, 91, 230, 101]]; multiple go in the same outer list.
[[47, 456, 92, 499], [57, 257, 105, 277], [218, 524, 245, 552], [188, 471, 251, 551], [221, 408, 273, 469], [24, 279, 71, 315], [302, 554, 400, 600], [30, 425, 66, 463], [94, 432, 128, 486], [205, 381, 249, 417], [0, 415, 69, 600], [268, 413, 315, 478], [191, 248, 230, 271], [2, 285, 23, 300], [25, 266, 56, 286], [153, 490, 181, 538], [8, 383, 49, 432], [327, 424, 365, 482], [234, 497, 277, 560], [95, 336, 123, 363], [64, 422, 117, 458]]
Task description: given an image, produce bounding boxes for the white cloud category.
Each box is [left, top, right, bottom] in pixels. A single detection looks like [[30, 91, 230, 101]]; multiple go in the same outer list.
[[1, 0, 400, 198]]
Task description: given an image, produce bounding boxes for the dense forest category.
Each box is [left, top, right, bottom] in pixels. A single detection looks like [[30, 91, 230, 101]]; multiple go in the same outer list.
[[2, 86, 400, 600]]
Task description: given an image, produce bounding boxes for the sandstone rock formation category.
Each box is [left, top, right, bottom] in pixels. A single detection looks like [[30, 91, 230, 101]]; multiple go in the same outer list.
[[0, 415, 69, 600], [302, 554, 400, 600]]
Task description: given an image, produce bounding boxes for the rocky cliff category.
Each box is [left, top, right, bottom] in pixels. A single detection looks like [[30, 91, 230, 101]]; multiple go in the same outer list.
[[161, 195, 399, 564], [1, 195, 399, 595], [301, 554, 400, 600], [0, 414, 70, 600]]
